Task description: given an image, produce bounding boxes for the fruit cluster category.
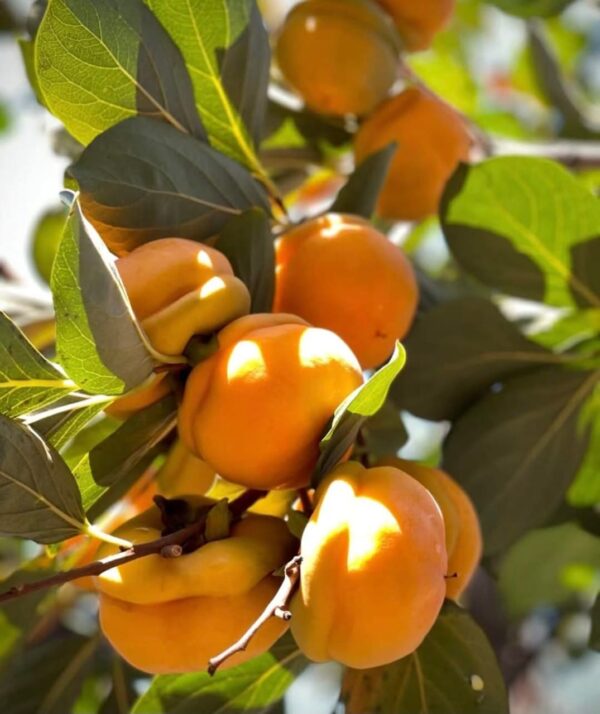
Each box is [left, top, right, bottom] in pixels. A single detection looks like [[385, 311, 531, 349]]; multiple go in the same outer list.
[[276, 0, 472, 221], [86, 0, 482, 677]]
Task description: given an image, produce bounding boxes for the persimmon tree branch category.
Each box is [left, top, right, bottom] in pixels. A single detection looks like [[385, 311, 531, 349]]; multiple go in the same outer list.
[[0, 489, 267, 604], [207, 554, 303, 675]]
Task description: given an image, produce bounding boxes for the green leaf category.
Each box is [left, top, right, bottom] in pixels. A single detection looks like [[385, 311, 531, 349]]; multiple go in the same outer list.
[[215, 208, 275, 313], [331, 144, 397, 218], [0, 633, 98, 714], [591, 594, 600, 651], [342, 601, 508, 714], [499, 523, 600, 617], [443, 367, 598, 555], [35, 0, 204, 145], [441, 158, 600, 309], [392, 298, 553, 422], [567, 388, 600, 506], [31, 206, 68, 285], [146, 0, 269, 175], [314, 343, 407, 485], [71, 395, 176, 517], [489, 0, 576, 18], [70, 116, 270, 254], [131, 634, 306, 713], [52, 203, 155, 395], [30, 394, 113, 450], [0, 415, 85, 543], [0, 311, 74, 418]]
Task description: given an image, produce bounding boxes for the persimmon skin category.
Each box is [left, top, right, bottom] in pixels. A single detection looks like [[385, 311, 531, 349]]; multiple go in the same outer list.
[[178, 314, 364, 490], [99, 576, 287, 674], [157, 439, 216, 498], [290, 461, 447, 668], [354, 86, 472, 221], [384, 458, 482, 599], [95, 504, 297, 605], [94, 499, 297, 674], [105, 373, 171, 420], [375, 0, 455, 51], [116, 238, 250, 357], [274, 213, 418, 369], [276, 0, 399, 116]]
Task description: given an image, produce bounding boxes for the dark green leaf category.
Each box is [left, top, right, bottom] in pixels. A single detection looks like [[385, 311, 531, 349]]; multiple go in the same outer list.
[[215, 208, 275, 313], [31, 206, 67, 285], [527, 24, 600, 140], [35, 0, 204, 145], [331, 144, 397, 218], [218, 2, 270, 148], [0, 311, 74, 418], [342, 601, 508, 714], [570, 236, 600, 309], [360, 400, 408, 458], [71, 117, 270, 254], [0, 633, 98, 714], [443, 367, 597, 555], [0, 415, 85, 543], [499, 523, 600, 617], [392, 297, 554, 421], [52, 203, 155, 395], [591, 594, 600, 651], [71, 395, 176, 517], [131, 634, 306, 713], [441, 158, 600, 308], [146, 0, 267, 175], [314, 343, 406, 485]]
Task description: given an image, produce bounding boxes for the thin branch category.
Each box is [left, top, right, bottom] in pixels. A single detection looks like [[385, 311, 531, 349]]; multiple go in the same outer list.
[[0, 489, 267, 604], [491, 137, 600, 170], [207, 555, 303, 676]]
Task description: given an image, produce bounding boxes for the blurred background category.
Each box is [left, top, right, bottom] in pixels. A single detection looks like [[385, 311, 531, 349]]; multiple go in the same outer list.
[[1, 0, 600, 712]]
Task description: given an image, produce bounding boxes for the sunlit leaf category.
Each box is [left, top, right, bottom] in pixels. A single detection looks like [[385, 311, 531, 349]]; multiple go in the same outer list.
[[0, 311, 74, 418], [441, 158, 600, 309], [131, 634, 306, 713], [52, 203, 155, 395], [35, 0, 204, 144], [314, 343, 406, 485]]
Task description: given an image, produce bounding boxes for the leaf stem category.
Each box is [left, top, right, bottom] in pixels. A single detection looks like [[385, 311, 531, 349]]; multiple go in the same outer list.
[[83, 522, 133, 549]]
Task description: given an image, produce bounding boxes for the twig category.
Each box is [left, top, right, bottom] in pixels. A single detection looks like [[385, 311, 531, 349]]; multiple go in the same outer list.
[[0, 490, 267, 604], [490, 137, 600, 170], [207, 555, 303, 675]]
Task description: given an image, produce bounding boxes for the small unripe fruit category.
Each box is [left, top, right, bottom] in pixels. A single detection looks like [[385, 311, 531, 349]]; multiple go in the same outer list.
[[354, 86, 472, 221], [291, 461, 447, 668], [178, 314, 364, 490], [276, 0, 400, 116], [274, 213, 418, 369]]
